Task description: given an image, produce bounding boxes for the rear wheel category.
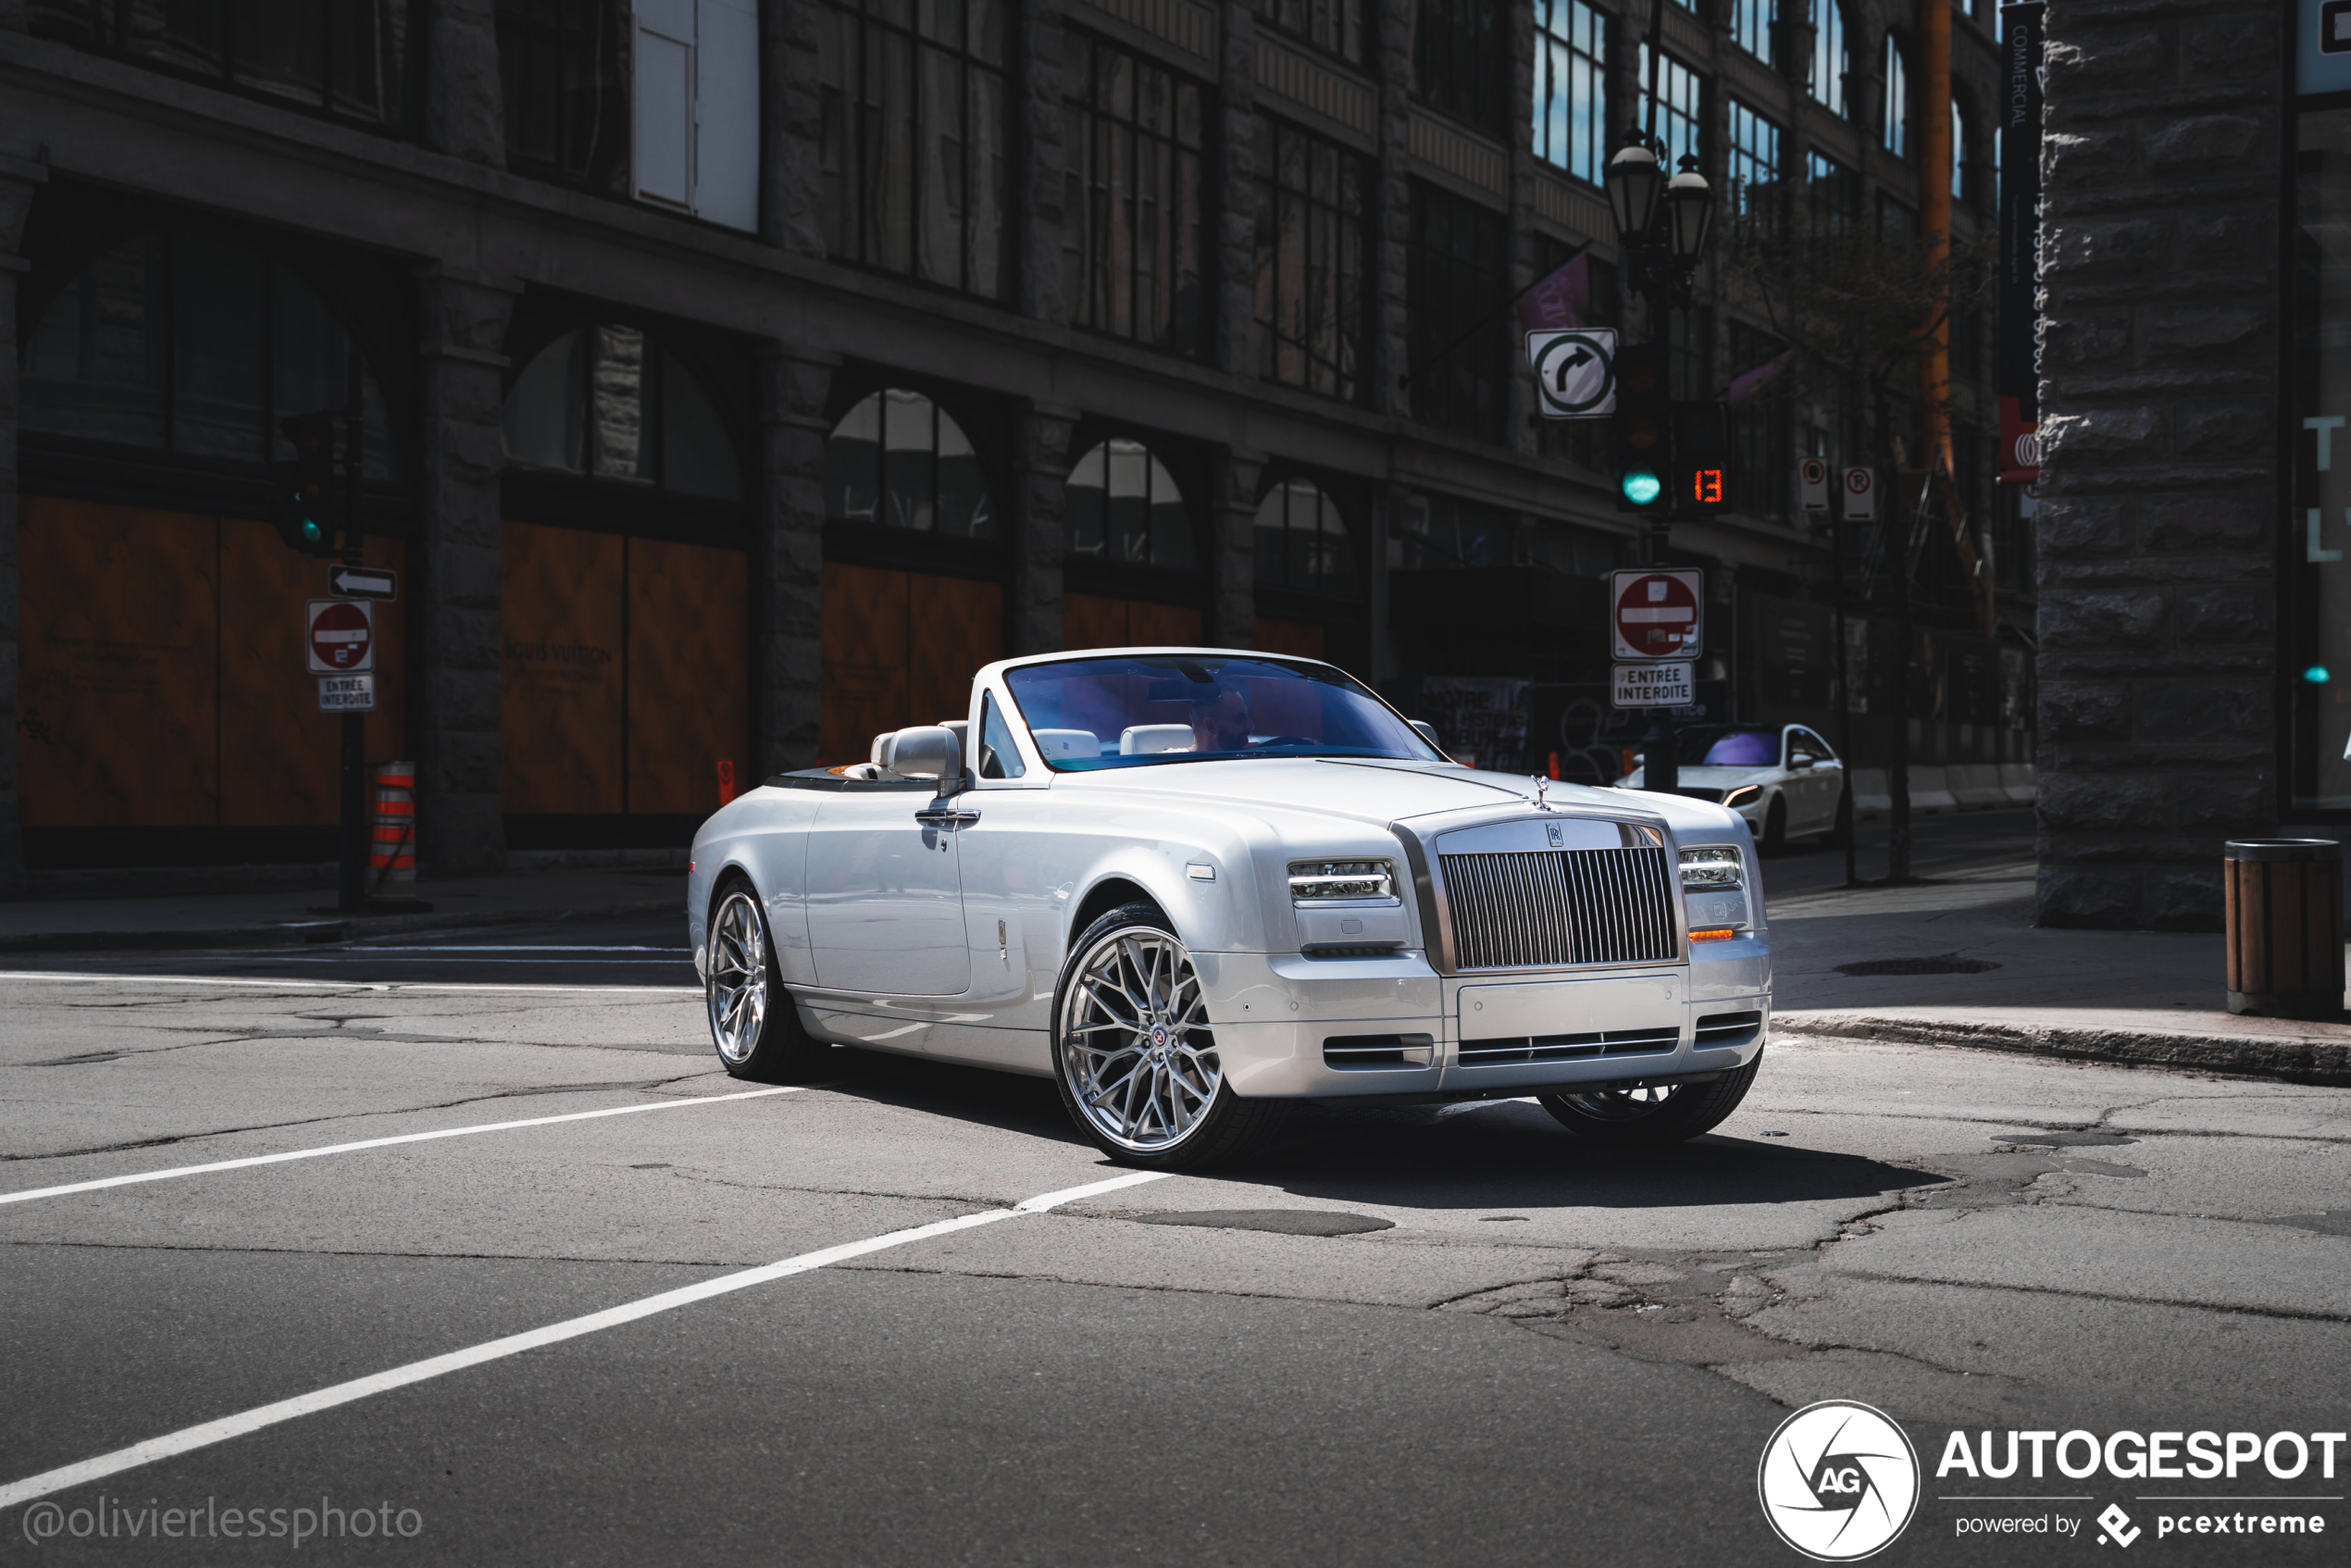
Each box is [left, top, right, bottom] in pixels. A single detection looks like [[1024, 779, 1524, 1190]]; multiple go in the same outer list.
[[1536, 1051, 1763, 1146], [1051, 902, 1286, 1170], [706, 880, 828, 1081]]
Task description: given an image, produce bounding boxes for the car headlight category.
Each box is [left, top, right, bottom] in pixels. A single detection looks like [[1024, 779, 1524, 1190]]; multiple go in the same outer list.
[[1722, 784, 1762, 810], [1288, 859, 1396, 902], [1679, 845, 1745, 890]]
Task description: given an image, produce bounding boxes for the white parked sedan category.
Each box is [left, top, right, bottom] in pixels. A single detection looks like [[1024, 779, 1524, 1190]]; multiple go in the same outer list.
[[689, 649, 1772, 1169], [1620, 723, 1849, 852]]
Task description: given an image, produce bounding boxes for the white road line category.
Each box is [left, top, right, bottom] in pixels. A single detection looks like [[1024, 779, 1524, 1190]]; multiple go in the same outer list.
[[0, 1169, 1164, 1512], [0, 1089, 803, 1207], [0, 972, 700, 995]]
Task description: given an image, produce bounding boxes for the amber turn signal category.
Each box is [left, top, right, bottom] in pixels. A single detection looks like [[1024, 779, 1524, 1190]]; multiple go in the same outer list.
[[1687, 927, 1737, 942]]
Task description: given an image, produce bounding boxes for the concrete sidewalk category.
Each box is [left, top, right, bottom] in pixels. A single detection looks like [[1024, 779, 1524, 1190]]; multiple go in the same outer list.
[[1769, 860, 2351, 1083], [0, 863, 688, 952]]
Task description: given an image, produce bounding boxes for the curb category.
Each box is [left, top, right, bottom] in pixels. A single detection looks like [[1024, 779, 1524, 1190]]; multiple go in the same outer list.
[[0, 898, 681, 955], [1777, 1012, 2351, 1087]]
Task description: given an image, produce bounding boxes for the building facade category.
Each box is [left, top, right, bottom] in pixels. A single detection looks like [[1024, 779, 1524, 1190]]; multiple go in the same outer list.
[[0, 0, 2013, 886]]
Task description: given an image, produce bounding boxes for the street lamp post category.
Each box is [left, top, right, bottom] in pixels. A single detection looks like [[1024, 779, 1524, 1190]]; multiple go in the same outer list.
[[1607, 133, 1715, 801]]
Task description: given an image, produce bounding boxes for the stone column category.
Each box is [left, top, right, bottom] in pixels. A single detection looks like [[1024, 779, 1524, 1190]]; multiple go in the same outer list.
[[1503, 0, 1538, 454], [2033, 1, 2279, 929], [765, 0, 831, 255], [0, 155, 44, 896], [1010, 406, 1077, 655], [755, 346, 833, 775], [1208, 447, 1263, 648], [413, 267, 518, 878], [1017, 0, 1071, 321], [422, 0, 505, 167], [1214, 0, 1259, 376], [1370, 0, 1412, 418]]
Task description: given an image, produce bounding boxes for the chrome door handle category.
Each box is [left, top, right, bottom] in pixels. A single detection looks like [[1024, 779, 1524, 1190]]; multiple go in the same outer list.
[[914, 807, 981, 826]]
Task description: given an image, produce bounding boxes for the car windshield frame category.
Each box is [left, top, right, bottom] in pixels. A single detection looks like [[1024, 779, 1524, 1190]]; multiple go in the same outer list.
[[1001, 653, 1446, 771]]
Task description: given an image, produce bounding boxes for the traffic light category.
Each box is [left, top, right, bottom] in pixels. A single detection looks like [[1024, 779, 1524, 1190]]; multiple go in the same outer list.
[[1612, 344, 1672, 514], [1673, 401, 1730, 516], [275, 412, 340, 556]]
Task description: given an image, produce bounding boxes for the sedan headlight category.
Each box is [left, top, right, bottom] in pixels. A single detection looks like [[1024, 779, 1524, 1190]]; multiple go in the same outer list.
[[1722, 784, 1762, 811], [1288, 859, 1396, 902]]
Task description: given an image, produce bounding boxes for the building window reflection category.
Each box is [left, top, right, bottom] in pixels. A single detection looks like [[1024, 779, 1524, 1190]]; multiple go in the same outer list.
[[1065, 438, 1195, 571], [503, 327, 744, 501], [1254, 479, 1360, 598], [824, 389, 997, 538]]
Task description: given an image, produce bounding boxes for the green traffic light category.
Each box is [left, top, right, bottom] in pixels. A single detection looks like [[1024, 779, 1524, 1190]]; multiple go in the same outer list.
[[1620, 467, 1662, 505], [301, 518, 324, 545]]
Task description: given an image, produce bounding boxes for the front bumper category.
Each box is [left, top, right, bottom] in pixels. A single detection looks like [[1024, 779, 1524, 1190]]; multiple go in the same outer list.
[[1191, 947, 1771, 1099]]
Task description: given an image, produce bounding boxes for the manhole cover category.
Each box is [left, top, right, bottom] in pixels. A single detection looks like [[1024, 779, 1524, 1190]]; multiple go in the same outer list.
[[1130, 1209, 1394, 1237], [1835, 952, 2001, 977]]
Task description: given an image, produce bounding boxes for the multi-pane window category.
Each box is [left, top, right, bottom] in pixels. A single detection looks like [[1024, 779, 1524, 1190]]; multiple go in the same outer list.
[[1255, 0, 1363, 64], [824, 390, 997, 537], [1810, 0, 1847, 118], [504, 327, 745, 501], [1407, 182, 1508, 442], [1415, 0, 1503, 136], [1532, 0, 1607, 186], [1254, 479, 1361, 598], [1636, 47, 1705, 172], [1065, 440, 1197, 571], [1253, 117, 1368, 401], [30, 0, 417, 132], [497, 0, 628, 191], [1728, 319, 1787, 520], [1728, 0, 1769, 63], [1064, 35, 1209, 356], [1726, 100, 1781, 221], [1806, 149, 1859, 231], [817, 0, 1012, 301], [1882, 34, 1909, 158], [1395, 492, 1512, 570]]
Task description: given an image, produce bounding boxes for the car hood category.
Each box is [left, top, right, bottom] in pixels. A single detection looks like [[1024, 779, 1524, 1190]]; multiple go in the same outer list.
[[1053, 755, 1743, 836]]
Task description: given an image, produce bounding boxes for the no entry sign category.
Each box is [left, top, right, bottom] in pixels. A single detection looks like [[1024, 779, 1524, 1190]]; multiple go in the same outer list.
[[307, 599, 374, 674], [1609, 568, 1704, 661]]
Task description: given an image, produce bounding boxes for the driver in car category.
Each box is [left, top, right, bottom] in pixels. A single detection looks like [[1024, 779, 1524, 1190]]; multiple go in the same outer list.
[[1188, 685, 1253, 753]]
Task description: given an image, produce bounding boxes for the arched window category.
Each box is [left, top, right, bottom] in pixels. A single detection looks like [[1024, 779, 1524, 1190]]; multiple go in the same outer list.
[[503, 327, 743, 501], [1882, 35, 1909, 158], [1254, 479, 1359, 598], [1065, 439, 1195, 570], [22, 230, 402, 481], [823, 389, 996, 538], [1810, 0, 1847, 118]]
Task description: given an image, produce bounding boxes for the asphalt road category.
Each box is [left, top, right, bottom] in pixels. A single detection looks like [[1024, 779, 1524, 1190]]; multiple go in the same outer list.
[[2, 853, 2345, 1566]]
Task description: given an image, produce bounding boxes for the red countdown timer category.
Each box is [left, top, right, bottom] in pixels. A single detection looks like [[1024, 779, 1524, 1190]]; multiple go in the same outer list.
[[1688, 467, 1725, 504]]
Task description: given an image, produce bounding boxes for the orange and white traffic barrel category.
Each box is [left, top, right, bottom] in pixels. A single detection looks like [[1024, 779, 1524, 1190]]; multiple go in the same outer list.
[[369, 760, 417, 891]]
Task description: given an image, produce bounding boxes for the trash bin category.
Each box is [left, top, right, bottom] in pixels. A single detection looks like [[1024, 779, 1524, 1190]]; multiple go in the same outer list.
[[2224, 839, 2345, 1020]]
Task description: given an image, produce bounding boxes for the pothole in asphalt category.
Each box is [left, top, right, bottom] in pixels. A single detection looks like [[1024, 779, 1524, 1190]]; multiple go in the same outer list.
[[1835, 953, 2001, 977], [1130, 1209, 1395, 1237]]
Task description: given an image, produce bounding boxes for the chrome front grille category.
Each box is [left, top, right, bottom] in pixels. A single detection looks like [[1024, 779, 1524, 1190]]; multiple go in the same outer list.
[[1438, 844, 1679, 970]]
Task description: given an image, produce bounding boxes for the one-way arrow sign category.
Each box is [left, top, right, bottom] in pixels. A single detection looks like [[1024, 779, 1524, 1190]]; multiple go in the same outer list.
[[329, 565, 397, 601]]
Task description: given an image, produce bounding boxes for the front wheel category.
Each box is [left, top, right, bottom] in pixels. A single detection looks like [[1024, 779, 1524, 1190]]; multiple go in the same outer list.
[[706, 881, 829, 1081], [1050, 902, 1286, 1170], [1536, 1051, 1763, 1146]]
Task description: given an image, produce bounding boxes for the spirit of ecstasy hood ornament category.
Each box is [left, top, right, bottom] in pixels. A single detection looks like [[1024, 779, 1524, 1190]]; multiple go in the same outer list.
[[1529, 776, 1553, 811]]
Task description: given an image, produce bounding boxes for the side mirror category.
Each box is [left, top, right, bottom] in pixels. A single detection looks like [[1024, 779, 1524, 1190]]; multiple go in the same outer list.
[[1790, 755, 1813, 770], [883, 726, 962, 783], [1409, 720, 1442, 750]]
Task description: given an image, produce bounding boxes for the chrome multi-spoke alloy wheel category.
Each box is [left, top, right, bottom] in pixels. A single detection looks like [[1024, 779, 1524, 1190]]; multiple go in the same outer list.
[[1057, 925, 1221, 1152], [707, 889, 770, 1065]]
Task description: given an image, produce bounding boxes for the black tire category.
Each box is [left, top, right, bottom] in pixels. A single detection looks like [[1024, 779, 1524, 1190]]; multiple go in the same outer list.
[[1535, 1050, 1763, 1147], [1049, 902, 1287, 1171], [1823, 789, 1853, 848], [705, 877, 830, 1082], [1760, 797, 1787, 856]]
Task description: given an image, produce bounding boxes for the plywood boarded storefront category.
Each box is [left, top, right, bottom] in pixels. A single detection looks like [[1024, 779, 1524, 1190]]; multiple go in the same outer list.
[[498, 520, 748, 825], [818, 563, 1002, 765], [19, 497, 406, 840]]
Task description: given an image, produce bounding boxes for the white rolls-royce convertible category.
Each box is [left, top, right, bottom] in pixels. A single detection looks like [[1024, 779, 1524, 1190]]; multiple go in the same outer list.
[[687, 649, 1771, 1169]]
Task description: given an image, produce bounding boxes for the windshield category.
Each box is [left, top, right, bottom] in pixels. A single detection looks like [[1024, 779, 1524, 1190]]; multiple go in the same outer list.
[[1670, 727, 1782, 767], [1003, 653, 1443, 770]]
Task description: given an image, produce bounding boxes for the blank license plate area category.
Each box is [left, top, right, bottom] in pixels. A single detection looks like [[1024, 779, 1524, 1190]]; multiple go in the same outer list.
[[1458, 972, 1683, 1041]]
